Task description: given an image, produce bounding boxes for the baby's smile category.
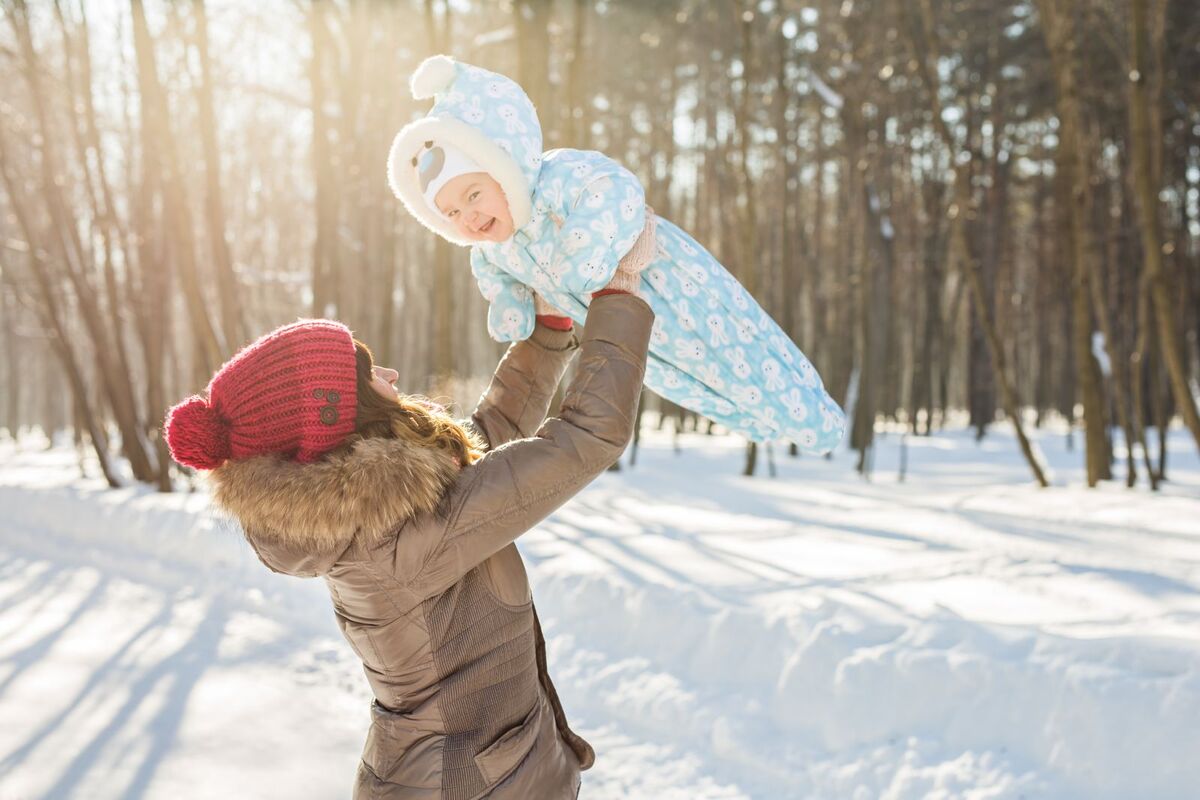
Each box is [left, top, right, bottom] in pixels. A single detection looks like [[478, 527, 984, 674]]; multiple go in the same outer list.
[[433, 171, 515, 242]]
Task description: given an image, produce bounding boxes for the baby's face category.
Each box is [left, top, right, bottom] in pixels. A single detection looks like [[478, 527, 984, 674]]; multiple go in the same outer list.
[[435, 172, 514, 242]]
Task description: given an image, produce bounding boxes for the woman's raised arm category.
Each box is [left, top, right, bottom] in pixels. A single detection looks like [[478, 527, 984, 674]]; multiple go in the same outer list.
[[409, 292, 653, 598], [464, 314, 579, 452]]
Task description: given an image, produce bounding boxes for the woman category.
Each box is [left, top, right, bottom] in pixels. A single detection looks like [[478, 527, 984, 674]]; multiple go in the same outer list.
[[164, 287, 653, 799]]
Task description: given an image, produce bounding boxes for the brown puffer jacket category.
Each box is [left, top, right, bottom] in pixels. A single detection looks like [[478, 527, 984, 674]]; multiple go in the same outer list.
[[209, 293, 653, 799]]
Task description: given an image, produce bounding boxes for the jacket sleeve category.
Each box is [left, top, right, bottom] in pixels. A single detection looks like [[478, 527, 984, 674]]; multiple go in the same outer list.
[[406, 293, 653, 599], [545, 153, 647, 294], [471, 248, 536, 343], [466, 320, 579, 452]]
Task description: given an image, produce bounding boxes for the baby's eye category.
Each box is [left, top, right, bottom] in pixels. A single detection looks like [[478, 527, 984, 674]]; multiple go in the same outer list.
[[468, 191, 480, 202], [447, 209, 458, 218]]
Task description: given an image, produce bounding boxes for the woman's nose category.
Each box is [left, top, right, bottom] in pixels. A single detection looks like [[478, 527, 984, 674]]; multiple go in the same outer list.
[[376, 367, 398, 382]]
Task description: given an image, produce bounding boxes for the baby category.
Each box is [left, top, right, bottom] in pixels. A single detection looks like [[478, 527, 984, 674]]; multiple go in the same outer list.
[[388, 55, 845, 453]]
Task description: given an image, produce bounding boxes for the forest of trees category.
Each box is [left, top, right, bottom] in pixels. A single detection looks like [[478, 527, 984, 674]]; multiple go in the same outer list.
[[0, 0, 1197, 489]]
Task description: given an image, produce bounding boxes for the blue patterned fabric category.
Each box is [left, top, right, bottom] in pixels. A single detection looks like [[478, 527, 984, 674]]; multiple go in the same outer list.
[[413, 60, 845, 452]]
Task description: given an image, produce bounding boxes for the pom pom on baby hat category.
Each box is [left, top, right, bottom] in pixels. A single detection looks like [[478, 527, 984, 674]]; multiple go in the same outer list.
[[411, 54, 457, 100]]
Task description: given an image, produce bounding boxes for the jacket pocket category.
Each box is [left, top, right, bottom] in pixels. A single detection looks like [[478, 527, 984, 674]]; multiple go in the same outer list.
[[480, 544, 533, 608], [473, 699, 542, 788], [362, 701, 443, 790]]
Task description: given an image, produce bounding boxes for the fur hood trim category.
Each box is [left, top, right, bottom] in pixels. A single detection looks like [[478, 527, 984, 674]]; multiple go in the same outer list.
[[208, 436, 460, 554]]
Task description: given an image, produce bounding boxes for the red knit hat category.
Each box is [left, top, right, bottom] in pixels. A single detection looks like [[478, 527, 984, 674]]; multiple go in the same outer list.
[[164, 319, 358, 470]]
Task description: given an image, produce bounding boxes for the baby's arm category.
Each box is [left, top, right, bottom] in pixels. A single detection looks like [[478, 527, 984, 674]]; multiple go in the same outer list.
[[471, 249, 536, 342], [544, 152, 648, 294]]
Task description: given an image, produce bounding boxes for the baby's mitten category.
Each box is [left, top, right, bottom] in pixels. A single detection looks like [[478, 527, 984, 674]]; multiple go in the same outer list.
[[472, 249, 538, 341], [484, 282, 536, 342]]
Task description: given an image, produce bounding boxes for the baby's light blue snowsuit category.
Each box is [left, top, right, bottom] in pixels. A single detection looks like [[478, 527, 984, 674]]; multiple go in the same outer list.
[[388, 57, 845, 452]]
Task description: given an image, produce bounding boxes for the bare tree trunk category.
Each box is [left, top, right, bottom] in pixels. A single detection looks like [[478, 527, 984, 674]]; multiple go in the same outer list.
[[1149, 328, 1169, 481], [1128, 0, 1200, 453], [969, 117, 996, 440], [912, 0, 1048, 486], [743, 441, 758, 476], [0, 139, 120, 487], [1085, 176, 1140, 487], [808, 120, 828, 361], [916, 172, 944, 435], [1, 273, 21, 439], [116, 4, 174, 491], [130, 0, 225, 379], [841, 66, 893, 476], [853, 175, 895, 476], [1040, 0, 1115, 485], [309, 1, 339, 318], [565, 0, 589, 146], [776, 21, 799, 350], [1130, 274, 1160, 489], [731, 0, 762, 475], [10, 0, 156, 480], [191, 0, 246, 350], [67, 0, 148, 455], [432, 238, 455, 379], [372, 5, 404, 366], [515, 0, 553, 140]]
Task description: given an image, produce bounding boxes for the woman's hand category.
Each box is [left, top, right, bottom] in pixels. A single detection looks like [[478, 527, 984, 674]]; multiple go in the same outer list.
[[534, 292, 574, 331], [593, 206, 657, 298], [534, 292, 567, 317]]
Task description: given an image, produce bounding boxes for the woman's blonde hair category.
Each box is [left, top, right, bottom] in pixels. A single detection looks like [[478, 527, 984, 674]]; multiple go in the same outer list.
[[342, 339, 486, 466]]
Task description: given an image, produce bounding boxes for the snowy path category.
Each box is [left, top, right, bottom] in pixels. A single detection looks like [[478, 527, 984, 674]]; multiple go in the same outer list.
[[1, 423, 1198, 799]]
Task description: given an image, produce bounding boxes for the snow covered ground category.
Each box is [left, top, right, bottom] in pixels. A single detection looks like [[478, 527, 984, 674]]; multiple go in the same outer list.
[[1, 419, 1198, 800]]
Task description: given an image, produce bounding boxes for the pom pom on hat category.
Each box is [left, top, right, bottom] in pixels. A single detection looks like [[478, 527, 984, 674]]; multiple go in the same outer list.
[[165, 395, 231, 471], [411, 54, 457, 100]]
